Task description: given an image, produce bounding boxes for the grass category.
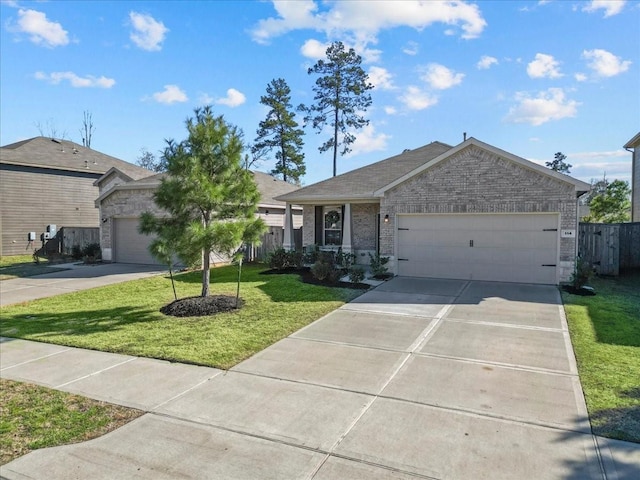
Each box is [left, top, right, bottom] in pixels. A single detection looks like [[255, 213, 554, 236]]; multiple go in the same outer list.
[[0, 263, 363, 369], [562, 272, 640, 443], [0, 255, 69, 281], [0, 378, 143, 465]]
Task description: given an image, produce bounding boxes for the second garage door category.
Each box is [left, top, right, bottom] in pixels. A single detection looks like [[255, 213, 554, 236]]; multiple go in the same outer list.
[[397, 213, 559, 284], [113, 218, 162, 265]]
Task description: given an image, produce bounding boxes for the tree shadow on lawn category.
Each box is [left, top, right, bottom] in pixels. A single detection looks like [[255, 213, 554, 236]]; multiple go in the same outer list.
[[0, 305, 161, 340]]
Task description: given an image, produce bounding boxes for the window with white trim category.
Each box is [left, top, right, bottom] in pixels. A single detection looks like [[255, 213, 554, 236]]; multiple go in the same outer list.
[[323, 206, 342, 246]]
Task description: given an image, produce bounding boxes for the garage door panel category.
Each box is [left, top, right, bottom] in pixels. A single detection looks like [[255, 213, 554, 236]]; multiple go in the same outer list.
[[114, 218, 162, 265], [397, 214, 558, 284]]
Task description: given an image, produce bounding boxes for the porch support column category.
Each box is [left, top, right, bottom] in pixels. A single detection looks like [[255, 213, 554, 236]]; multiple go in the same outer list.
[[283, 203, 295, 251], [341, 203, 353, 253]]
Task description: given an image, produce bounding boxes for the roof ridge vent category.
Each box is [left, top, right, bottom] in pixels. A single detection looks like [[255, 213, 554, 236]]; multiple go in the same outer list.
[[51, 138, 61, 144]]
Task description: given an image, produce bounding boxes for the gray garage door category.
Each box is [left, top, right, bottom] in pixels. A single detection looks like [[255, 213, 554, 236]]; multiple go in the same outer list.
[[113, 218, 162, 265], [397, 213, 559, 284]]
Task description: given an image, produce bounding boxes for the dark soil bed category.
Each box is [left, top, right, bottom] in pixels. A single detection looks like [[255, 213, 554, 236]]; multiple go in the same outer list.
[[261, 267, 370, 290], [562, 285, 596, 296], [161, 295, 243, 317]]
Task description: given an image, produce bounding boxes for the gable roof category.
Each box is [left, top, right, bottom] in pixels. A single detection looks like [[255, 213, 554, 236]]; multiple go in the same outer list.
[[276, 141, 453, 203], [278, 137, 591, 203], [376, 137, 591, 196], [96, 169, 301, 208], [0, 136, 153, 180], [624, 132, 640, 149]]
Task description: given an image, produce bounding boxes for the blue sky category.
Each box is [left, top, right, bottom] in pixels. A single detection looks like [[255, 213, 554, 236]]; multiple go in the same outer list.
[[1, 0, 638, 186]]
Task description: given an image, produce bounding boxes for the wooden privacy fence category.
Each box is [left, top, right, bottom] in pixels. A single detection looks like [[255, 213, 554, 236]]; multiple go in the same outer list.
[[246, 226, 302, 261], [578, 222, 640, 275], [59, 227, 100, 255]]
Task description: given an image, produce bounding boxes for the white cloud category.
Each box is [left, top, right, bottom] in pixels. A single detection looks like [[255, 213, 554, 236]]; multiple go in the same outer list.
[[152, 85, 188, 104], [582, 49, 631, 77], [215, 88, 246, 107], [34, 71, 115, 88], [198, 93, 214, 105], [368, 66, 395, 90], [421, 63, 464, 90], [251, 0, 487, 47], [527, 53, 563, 78], [574, 73, 588, 82], [15, 9, 69, 47], [384, 105, 398, 115], [505, 88, 580, 126], [477, 55, 498, 70], [346, 123, 390, 156], [582, 0, 626, 17], [129, 12, 168, 51], [300, 38, 328, 59], [403, 41, 419, 56], [398, 86, 438, 110]]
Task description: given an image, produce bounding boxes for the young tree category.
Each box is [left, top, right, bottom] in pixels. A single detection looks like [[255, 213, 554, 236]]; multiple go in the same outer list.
[[300, 41, 373, 177], [136, 148, 166, 172], [546, 152, 571, 174], [140, 106, 266, 297], [253, 78, 306, 184], [583, 179, 631, 223]]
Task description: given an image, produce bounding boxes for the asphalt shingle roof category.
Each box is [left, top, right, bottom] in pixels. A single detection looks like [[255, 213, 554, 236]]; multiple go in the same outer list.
[[0, 136, 154, 180], [112, 170, 298, 207], [277, 141, 453, 202]]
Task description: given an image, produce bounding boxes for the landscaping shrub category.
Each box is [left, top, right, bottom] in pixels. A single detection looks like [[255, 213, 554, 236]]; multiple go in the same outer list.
[[571, 257, 594, 289], [311, 253, 341, 284], [71, 244, 83, 260], [302, 244, 320, 264], [369, 252, 390, 278], [82, 242, 102, 263], [348, 265, 365, 283], [268, 248, 302, 270], [336, 250, 357, 271]]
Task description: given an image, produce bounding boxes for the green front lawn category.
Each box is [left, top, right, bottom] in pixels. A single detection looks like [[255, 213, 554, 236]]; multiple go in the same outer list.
[[0, 255, 69, 281], [0, 379, 143, 465], [563, 272, 640, 442], [0, 264, 362, 369]]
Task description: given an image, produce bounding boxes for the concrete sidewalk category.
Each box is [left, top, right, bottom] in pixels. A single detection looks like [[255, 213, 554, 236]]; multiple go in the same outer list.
[[1, 278, 639, 479], [0, 263, 167, 306]]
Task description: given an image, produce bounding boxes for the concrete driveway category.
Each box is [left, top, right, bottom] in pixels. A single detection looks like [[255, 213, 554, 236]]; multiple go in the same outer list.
[[0, 262, 167, 306], [1, 277, 638, 479]]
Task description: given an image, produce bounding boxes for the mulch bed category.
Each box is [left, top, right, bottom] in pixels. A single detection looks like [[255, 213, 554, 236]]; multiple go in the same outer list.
[[562, 285, 596, 296], [161, 295, 243, 317], [261, 267, 371, 290]]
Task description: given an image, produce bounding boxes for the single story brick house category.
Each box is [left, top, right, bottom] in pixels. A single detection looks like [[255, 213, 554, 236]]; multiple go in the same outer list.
[[277, 137, 590, 285], [95, 170, 302, 265]]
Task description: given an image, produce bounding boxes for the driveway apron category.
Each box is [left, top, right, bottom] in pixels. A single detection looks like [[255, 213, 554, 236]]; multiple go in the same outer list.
[[2, 278, 638, 479]]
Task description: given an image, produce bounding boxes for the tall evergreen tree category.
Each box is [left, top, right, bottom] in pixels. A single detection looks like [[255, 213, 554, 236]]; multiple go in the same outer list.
[[546, 152, 572, 174], [300, 41, 373, 177], [253, 78, 306, 184], [140, 106, 266, 297]]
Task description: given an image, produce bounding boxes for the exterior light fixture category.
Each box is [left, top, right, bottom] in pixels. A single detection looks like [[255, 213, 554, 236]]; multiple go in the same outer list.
[[384, 214, 389, 223]]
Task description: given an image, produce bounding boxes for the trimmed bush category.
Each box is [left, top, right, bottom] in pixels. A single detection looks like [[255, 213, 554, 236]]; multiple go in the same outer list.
[[348, 266, 365, 283]]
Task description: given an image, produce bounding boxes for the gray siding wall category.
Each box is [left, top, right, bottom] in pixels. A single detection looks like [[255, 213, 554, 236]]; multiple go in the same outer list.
[[633, 149, 639, 222], [380, 145, 578, 282], [0, 165, 101, 256]]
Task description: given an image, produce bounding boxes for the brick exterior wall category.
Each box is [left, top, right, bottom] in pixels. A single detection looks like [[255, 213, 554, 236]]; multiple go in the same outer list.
[[380, 145, 579, 282], [99, 188, 162, 254]]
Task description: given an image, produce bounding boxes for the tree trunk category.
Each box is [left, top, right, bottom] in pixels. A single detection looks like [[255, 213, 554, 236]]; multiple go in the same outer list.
[[333, 105, 339, 177], [201, 249, 211, 297]]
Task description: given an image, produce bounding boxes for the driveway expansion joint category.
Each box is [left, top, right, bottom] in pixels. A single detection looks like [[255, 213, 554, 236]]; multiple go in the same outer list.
[[0, 345, 72, 371]]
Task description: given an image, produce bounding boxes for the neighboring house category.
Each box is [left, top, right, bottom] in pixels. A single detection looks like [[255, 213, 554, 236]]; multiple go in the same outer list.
[[95, 170, 302, 265], [0, 136, 153, 256], [625, 132, 640, 222], [277, 137, 591, 285]]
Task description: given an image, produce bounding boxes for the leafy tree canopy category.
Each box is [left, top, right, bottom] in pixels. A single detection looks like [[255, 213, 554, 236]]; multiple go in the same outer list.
[[140, 106, 266, 297], [300, 41, 373, 177], [583, 178, 631, 223]]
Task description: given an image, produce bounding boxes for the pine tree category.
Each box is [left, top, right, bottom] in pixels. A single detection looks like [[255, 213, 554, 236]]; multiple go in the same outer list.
[[545, 152, 572, 174], [140, 106, 266, 297], [300, 41, 373, 177], [253, 78, 306, 184]]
